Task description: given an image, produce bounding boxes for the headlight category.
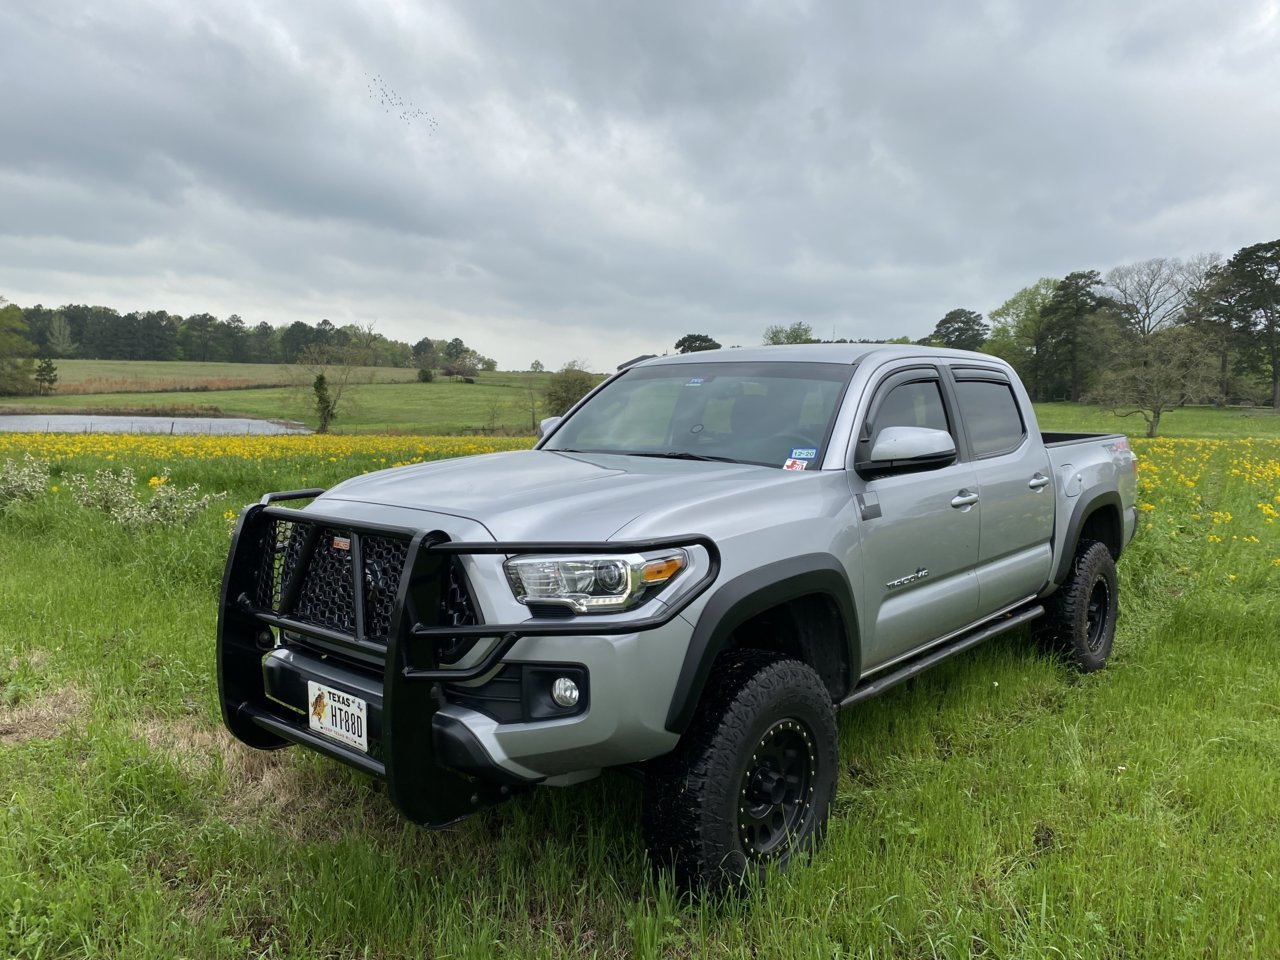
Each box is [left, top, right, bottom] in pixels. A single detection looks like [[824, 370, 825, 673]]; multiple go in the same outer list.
[[503, 550, 688, 614]]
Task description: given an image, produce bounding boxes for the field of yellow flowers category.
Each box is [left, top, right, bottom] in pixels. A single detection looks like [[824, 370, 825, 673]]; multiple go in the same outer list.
[[1, 431, 1279, 959]]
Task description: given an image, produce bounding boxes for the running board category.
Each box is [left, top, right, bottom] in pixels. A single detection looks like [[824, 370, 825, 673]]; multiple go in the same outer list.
[[840, 604, 1044, 709]]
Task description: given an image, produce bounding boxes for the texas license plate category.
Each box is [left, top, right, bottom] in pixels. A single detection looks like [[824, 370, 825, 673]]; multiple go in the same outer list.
[[306, 681, 368, 753]]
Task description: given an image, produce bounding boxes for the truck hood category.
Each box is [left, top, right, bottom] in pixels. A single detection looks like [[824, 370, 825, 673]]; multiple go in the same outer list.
[[320, 449, 807, 541]]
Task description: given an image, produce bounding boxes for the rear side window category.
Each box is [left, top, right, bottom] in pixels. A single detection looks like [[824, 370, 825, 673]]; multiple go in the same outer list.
[[954, 379, 1025, 457]]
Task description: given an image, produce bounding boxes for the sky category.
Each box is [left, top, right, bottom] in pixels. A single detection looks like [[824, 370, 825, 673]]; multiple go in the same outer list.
[[2, 1, 1278, 371]]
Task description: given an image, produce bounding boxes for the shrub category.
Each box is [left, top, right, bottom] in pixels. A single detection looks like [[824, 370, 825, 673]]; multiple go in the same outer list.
[[0, 455, 51, 508], [67, 468, 220, 528]]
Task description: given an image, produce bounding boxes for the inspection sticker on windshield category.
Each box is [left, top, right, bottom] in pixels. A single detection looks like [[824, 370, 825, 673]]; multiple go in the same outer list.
[[684, 377, 705, 387], [790, 448, 817, 460], [783, 458, 808, 471]]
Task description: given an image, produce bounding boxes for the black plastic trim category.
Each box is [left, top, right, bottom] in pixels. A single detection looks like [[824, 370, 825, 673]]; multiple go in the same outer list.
[[841, 604, 1043, 708], [664, 553, 858, 733], [432, 713, 543, 786], [1051, 486, 1123, 585]]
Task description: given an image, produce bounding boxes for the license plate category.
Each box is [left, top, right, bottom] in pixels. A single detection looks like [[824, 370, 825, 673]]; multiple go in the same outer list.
[[306, 681, 368, 753]]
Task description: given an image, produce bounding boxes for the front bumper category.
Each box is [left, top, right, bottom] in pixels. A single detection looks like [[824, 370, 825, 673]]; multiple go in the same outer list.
[[216, 490, 719, 826]]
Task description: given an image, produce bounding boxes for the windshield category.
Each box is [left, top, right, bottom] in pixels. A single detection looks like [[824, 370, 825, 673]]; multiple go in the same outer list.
[[542, 361, 854, 469]]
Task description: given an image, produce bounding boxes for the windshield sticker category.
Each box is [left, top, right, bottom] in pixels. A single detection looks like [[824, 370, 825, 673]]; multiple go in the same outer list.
[[783, 458, 808, 471], [790, 448, 817, 460], [684, 377, 705, 387]]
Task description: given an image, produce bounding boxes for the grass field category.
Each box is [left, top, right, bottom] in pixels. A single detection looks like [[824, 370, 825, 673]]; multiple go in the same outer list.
[[4, 370, 554, 434], [40, 360, 423, 395], [2, 429, 1279, 957]]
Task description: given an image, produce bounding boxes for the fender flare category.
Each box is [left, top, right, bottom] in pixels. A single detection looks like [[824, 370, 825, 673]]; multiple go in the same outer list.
[[663, 553, 858, 734], [1051, 486, 1123, 586]]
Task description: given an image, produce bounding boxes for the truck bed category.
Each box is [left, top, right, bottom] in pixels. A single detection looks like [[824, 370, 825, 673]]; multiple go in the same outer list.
[[1041, 431, 1126, 447]]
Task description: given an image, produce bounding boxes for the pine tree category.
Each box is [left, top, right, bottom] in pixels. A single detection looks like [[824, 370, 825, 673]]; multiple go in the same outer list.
[[34, 357, 58, 395]]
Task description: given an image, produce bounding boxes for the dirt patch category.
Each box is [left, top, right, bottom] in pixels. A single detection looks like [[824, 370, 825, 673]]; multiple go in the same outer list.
[[139, 714, 365, 840], [0, 685, 88, 745]]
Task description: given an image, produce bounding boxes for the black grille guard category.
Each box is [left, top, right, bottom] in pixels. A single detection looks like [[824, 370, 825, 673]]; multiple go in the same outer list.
[[216, 488, 721, 826]]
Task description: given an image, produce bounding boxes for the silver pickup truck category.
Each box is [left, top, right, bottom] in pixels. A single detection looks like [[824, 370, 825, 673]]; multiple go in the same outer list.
[[217, 344, 1138, 890]]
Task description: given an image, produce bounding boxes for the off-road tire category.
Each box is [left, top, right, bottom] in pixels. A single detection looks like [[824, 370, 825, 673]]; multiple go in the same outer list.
[[1037, 540, 1118, 672], [642, 650, 838, 894]]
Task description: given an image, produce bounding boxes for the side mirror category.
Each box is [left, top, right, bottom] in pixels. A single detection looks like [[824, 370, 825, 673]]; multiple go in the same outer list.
[[861, 426, 956, 475], [536, 416, 561, 440]]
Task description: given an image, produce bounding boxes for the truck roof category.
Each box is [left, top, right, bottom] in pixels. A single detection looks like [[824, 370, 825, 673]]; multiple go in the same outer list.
[[633, 343, 1003, 368]]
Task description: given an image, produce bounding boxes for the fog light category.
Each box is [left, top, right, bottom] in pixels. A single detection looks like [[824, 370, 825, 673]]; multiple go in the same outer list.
[[551, 677, 580, 708]]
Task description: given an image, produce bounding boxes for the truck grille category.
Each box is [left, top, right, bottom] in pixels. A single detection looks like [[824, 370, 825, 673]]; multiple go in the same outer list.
[[253, 518, 476, 645]]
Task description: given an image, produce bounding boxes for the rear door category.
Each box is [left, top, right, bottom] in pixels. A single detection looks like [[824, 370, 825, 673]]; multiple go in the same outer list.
[[947, 366, 1054, 615], [850, 365, 980, 671]]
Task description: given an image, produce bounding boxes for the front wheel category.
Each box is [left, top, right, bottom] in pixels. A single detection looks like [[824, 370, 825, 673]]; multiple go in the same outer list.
[[642, 651, 838, 893], [1037, 540, 1119, 672]]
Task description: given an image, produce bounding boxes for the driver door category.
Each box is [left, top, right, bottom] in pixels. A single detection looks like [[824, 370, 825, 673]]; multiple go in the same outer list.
[[850, 367, 980, 672]]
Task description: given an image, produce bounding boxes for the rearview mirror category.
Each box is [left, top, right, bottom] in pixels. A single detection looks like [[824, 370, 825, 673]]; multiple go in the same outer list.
[[861, 426, 956, 475]]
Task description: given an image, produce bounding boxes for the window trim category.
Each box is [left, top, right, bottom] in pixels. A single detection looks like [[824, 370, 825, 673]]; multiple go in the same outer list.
[[852, 364, 959, 473]]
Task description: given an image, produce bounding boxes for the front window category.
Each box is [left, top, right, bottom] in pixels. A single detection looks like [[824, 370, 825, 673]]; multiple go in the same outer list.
[[542, 361, 854, 468]]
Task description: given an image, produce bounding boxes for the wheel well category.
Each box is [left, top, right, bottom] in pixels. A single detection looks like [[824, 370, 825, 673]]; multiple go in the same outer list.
[[1079, 505, 1121, 559], [726, 594, 853, 701]]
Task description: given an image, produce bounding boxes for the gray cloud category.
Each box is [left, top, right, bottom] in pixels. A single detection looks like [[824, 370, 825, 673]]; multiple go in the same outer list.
[[2, 0, 1277, 369]]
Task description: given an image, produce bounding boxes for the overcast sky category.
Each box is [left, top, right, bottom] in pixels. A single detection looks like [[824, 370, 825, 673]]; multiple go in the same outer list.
[[2, 1, 1278, 370]]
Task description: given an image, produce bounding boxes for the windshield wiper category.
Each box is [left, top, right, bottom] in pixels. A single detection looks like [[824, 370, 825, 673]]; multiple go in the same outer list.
[[625, 451, 741, 463]]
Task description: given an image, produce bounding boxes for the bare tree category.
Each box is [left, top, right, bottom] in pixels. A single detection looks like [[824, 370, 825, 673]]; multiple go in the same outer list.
[[292, 341, 376, 429], [1104, 258, 1189, 341], [1088, 326, 1217, 437]]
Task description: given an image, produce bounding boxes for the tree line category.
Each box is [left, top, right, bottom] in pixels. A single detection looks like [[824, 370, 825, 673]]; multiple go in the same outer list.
[[0, 300, 498, 395], [674, 238, 1277, 437]]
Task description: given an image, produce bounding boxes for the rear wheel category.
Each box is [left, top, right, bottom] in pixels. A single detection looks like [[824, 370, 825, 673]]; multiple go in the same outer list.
[[642, 650, 838, 893], [1037, 540, 1118, 672]]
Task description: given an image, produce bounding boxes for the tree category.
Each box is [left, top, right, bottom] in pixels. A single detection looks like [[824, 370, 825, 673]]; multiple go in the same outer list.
[[280, 321, 316, 363], [34, 357, 58, 395], [444, 337, 467, 361], [294, 343, 371, 429], [543, 361, 601, 416], [529, 359, 544, 373], [45, 313, 77, 357], [312, 373, 337, 433], [675, 333, 721, 353], [249, 321, 281, 364], [413, 337, 438, 370], [1039, 270, 1115, 402], [1219, 239, 1280, 408], [983, 279, 1059, 401], [441, 349, 482, 379], [1103, 258, 1189, 341], [763, 322, 814, 345], [0, 302, 37, 395], [929, 309, 989, 351], [1088, 326, 1216, 437]]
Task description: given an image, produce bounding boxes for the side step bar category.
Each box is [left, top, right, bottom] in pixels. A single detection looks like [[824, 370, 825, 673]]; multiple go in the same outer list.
[[840, 605, 1044, 709]]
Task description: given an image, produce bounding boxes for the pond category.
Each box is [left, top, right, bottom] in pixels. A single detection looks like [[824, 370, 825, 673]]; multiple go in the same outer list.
[[0, 415, 310, 435]]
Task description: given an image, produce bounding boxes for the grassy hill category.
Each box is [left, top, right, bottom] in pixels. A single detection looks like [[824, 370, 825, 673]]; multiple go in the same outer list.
[[44, 358, 422, 394]]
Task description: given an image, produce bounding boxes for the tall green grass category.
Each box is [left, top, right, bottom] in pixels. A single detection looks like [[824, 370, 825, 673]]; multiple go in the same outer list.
[[1, 439, 1278, 958]]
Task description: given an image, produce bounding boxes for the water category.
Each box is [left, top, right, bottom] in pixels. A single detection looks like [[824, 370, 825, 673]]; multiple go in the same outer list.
[[0, 415, 311, 435]]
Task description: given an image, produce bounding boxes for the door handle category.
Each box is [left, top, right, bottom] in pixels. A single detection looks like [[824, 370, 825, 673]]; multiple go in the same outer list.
[[1028, 473, 1050, 490], [950, 489, 980, 508]]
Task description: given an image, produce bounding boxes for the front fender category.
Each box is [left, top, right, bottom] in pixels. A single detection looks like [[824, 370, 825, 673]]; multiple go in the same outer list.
[[663, 553, 858, 733]]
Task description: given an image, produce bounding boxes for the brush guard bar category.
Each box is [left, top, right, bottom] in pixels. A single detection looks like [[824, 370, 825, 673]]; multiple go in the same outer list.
[[217, 489, 721, 827]]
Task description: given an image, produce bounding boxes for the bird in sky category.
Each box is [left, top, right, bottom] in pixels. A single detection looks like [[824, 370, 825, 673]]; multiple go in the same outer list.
[[365, 71, 439, 131]]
